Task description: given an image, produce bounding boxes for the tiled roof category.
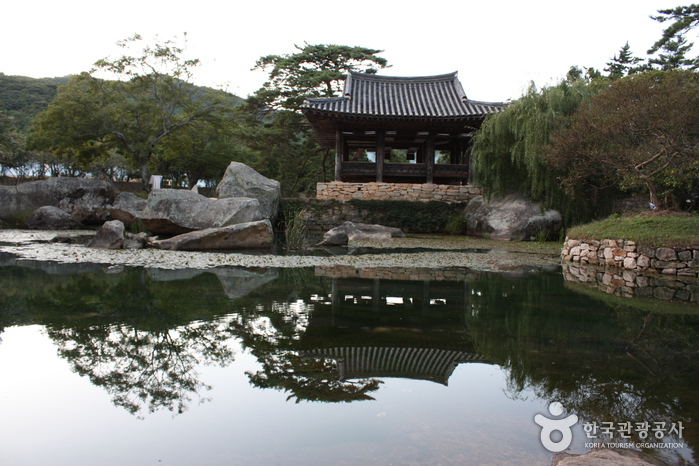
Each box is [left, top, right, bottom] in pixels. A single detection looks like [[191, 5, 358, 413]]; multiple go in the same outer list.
[[301, 71, 507, 119]]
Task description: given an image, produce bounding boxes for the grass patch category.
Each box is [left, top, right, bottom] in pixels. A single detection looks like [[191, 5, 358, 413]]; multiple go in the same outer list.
[[567, 214, 699, 248]]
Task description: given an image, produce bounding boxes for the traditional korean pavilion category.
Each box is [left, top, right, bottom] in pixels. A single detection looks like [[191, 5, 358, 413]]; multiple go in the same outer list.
[[301, 71, 507, 185]]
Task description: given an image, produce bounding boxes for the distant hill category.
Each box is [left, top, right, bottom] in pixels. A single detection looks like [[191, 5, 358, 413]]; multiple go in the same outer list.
[[0, 73, 243, 135], [0, 74, 72, 133]]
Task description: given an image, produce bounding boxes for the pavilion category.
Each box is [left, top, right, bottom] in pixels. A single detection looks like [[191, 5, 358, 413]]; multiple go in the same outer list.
[[301, 71, 507, 185]]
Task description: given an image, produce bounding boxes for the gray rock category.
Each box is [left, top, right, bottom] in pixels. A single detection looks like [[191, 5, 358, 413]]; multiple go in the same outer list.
[[139, 189, 262, 236], [552, 448, 667, 465], [464, 194, 562, 241], [151, 219, 273, 251], [215, 162, 281, 219], [109, 192, 147, 228], [655, 247, 678, 261], [0, 177, 118, 224], [318, 221, 399, 246], [123, 232, 150, 249], [354, 223, 405, 238], [25, 206, 83, 230], [87, 220, 126, 249]]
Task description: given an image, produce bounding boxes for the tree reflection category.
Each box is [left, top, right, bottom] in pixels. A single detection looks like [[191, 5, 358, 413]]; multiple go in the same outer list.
[[47, 319, 238, 417], [463, 270, 699, 458], [248, 352, 381, 403]]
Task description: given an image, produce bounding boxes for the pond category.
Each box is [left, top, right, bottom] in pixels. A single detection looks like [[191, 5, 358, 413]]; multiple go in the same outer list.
[[0, 255, 697, 465]]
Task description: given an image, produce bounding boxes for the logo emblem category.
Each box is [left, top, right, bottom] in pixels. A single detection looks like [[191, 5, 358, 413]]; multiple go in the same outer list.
[[534, 402, 578, 452]]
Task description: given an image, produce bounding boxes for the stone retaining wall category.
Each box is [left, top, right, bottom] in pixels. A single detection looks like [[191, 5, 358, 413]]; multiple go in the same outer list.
[[562, 238, 699, 278], [316, 182, 481, 203]]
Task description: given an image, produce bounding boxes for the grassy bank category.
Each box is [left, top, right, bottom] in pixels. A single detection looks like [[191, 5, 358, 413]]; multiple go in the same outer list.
[[567, 214, 699, 248]]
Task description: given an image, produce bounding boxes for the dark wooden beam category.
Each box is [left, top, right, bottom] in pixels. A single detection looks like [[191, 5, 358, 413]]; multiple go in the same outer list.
[[425, 132, 435, 184], [376, 130, 385, 182], [335, 129, 344, 181]]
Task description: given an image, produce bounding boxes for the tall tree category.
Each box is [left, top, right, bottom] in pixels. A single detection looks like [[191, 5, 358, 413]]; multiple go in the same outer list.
[[239, 44, 389, 196], [28, 35, 236, 189], [545, 70, 699, 209], [251, 43, 389, 111], [648, 4, 699, 56], [605, 42, 647, 79]]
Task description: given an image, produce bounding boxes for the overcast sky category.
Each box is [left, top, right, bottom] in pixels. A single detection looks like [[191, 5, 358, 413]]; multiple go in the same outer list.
[[2, 0, 693, 102]]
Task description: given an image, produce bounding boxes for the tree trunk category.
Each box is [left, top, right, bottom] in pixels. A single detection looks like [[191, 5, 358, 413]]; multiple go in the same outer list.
[[643, 177, 661, 209]]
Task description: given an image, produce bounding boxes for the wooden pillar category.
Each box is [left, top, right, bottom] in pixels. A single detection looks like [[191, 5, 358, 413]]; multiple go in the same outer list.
[[425, 132, 435, 184], [376, 130, 385, 182], [335, 130, 344, 182]]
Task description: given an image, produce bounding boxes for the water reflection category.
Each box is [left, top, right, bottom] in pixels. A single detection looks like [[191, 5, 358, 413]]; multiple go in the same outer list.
[[0, 257, 697, 463]]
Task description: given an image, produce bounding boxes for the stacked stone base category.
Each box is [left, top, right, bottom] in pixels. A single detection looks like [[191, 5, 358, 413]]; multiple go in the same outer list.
[[562, 238, 699, 278], [316, 182, 481, 203]]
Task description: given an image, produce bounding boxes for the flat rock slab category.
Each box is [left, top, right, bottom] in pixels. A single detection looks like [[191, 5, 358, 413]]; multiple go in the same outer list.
[[319, 221, 403, 246], [152, 220, 273, 251], [140, 189, 262, 236]]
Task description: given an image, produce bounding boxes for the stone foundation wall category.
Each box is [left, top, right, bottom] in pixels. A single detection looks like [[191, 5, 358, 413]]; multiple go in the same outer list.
[[562, 238, 699, 278], [316, 182, 482, 203]]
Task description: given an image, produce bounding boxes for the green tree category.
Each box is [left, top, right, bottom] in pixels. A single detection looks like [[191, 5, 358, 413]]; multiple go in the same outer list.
[[471, 74, 608, 225], [605, 42, 647, 79], [0, 104, 26, 177], [239, 43, 388, 196], [28, 35, 236, 189], [252, 43, 389, 111], [648, 4, 699, 57], [648, 34, 698, 70], [545, 70, 699, 209]]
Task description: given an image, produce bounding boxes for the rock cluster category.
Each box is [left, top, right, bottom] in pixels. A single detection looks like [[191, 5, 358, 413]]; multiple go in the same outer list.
[[562, 238, 699, 277]]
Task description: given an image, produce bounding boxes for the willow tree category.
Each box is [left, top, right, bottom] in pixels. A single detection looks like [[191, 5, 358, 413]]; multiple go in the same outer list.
[[471, 74, 608, 225], [545, 70, 699, 210]]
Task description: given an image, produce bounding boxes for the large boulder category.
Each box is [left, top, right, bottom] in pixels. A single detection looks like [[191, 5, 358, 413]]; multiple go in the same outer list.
[[151, 219, 273, 251], [139, 189, 262, 236], [109, 192, 147, 228], [25, 206, 84, 230], [215, 162, 281, 219], [464, 193, 562, 241], [0, 177, 118, 224], [318, 221, 402, 246]]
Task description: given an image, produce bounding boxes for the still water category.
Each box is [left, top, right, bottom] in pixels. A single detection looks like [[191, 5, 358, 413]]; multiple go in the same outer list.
[[0, 257, 697, 465]]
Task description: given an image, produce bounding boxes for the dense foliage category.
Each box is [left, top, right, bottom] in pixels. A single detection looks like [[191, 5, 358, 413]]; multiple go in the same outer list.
[[547, 70, 699, 209], [471, 76, 610, 225], [251, 43, 389, 111], [27, 35, 240, 189]]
